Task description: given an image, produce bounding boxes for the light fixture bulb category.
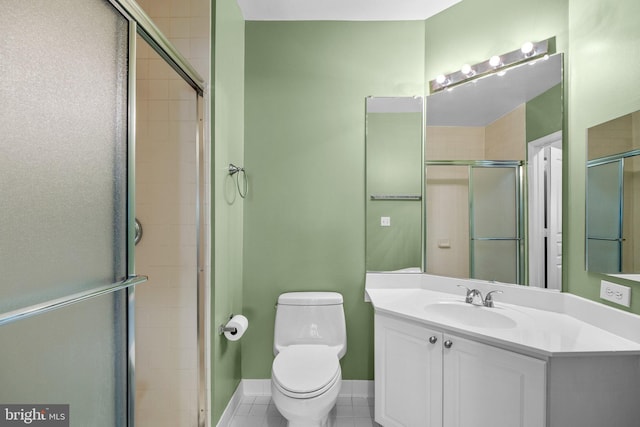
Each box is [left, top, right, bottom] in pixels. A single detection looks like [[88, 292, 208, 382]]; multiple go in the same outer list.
[[489, 55, 502, 67], [461, 64, 474, 76], [521, 41, 535, 56], [435, 74, 447, 85]]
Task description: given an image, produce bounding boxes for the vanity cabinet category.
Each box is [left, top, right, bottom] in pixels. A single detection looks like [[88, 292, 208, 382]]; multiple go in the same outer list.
[[374, 313, 443, 426], [375, 314, 546, 427]]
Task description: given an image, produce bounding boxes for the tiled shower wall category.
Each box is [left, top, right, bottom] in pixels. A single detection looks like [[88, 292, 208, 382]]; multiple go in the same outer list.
[[136, 0, 210, 77], [133, 1, 210, 426]]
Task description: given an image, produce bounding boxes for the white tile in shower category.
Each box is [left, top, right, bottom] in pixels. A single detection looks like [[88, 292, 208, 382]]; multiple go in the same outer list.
[[148, 79, 170, 100], [169, 18, 191, 38]]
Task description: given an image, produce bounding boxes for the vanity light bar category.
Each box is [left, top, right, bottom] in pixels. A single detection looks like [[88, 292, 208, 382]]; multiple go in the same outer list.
[[429, 39, 550, 93]]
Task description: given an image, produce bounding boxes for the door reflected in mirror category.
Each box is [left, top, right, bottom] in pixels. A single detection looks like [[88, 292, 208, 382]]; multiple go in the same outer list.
[[586, 111, 640, 278], [425, 53, 563, 289]]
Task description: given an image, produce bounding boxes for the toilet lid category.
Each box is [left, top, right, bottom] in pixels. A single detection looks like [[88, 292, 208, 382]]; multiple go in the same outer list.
[[272, 345, 340, 397]]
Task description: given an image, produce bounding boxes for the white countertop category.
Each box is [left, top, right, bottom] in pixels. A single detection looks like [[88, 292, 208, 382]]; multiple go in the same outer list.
[[366, 273, 640, 358]]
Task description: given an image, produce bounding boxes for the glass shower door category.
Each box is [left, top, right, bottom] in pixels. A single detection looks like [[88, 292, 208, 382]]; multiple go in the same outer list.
[[470, 166, 523, 284], [134, 34, 201, 427], [586, 160, 624, 272], [0, 0, 139, 425], [425, 162, 524, 283]]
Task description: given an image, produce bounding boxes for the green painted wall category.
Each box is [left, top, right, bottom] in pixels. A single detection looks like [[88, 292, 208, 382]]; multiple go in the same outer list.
[[215, 0, 640, 416], [566, 0, 640, 310], [243, 21, 425, 380], [366, 112, 423, 271], [211, 0, 244, 424], [526, 84, 563, 143]]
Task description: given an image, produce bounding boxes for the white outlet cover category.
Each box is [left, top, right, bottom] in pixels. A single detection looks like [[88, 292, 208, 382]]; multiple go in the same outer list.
[[600, 280, 631, 307]]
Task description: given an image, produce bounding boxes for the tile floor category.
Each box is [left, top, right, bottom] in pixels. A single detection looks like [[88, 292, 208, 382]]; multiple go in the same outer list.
[[229, 395, 381, 427]]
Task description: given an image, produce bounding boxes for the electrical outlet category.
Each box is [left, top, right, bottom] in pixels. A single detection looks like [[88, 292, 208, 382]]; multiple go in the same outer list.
[[600, 280, 631, 307], [380, 216, 391, 227]]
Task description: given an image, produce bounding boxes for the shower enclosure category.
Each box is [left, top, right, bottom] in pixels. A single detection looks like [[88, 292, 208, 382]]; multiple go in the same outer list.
[[0, 0, 207, 425], [134, 35, 206, 427], [425, 161, 525, 284], [586, 111, 640, 276], [586, 153, 639, 274]]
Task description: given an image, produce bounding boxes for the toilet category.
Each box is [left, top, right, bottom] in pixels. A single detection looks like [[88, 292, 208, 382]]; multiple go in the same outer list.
[[271, 292, 347, 427]]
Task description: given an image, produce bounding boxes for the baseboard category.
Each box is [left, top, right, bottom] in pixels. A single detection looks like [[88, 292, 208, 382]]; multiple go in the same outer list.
[[216, 379, 374, 426], [215, 381, 244, 427], [337, 380, 375, 398], [237, 379, 267, 396]]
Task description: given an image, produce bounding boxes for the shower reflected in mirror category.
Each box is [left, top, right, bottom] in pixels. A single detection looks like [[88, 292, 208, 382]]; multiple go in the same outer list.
[[586, 111, 640, 279], [425, 53, 563, 288]]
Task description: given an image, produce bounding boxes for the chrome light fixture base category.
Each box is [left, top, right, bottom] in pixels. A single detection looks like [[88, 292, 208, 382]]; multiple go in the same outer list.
[[429, 39, 551, 93]]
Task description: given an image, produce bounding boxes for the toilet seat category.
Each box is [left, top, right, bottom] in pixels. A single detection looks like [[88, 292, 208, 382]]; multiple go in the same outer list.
[[272, 345, 341, 399]]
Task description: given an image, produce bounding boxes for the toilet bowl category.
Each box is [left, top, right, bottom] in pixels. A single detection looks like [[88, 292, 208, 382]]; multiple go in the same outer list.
[[271, 345, 341, 427], [271, 292, 347, 427]]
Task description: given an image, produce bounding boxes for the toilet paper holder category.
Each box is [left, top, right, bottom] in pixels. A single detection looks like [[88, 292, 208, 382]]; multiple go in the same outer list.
[[218, 314, 238, 335]]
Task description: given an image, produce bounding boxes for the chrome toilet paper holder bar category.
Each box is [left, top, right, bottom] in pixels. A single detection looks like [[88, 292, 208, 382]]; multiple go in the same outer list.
[[218, 314, 237, 335]]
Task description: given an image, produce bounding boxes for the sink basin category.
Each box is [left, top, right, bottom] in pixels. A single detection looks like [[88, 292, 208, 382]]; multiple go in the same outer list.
[[424, 301, 517, 329]]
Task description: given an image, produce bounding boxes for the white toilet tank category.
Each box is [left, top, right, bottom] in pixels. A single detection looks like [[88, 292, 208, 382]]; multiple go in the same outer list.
[[274, 292, 346, 358]]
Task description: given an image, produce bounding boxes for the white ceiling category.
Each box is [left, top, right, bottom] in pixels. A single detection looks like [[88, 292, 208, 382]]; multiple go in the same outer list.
[[236, 0, 462, 21]]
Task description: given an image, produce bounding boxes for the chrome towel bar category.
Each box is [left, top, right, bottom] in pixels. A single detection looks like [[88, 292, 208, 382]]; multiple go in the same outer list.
[[370, 194, 422, 201]]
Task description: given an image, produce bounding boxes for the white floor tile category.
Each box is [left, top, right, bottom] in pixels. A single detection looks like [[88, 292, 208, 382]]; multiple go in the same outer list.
[[249, 404, 269, 417], [228, 395, 380, 427]]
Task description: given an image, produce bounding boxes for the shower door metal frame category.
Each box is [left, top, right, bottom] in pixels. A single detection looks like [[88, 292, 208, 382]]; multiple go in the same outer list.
[[0, 0, 207, 425], [585, 150, 639, 273], [0, 1, 144, 425], [109, 1, 208, 426], [425, 160, 525, 284], [469, 162, 525, 284]]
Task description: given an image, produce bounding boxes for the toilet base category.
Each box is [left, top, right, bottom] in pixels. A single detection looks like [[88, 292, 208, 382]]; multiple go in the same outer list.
[[271, 377, 341, 427], [286, 414, 330, 427]]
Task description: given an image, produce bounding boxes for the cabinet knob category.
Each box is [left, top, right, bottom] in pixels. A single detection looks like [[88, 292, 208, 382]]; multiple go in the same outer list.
[[444, 340, 453, 349], [428, 336, 438, 344]]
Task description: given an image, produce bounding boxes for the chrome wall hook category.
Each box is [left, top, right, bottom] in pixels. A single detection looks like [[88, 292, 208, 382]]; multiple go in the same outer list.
[[228, 163, 243, 175]]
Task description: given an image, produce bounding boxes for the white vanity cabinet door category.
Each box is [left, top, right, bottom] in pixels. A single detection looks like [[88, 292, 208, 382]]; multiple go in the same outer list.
[[375, 314, 443, 427], [442, 334, 546, 427]]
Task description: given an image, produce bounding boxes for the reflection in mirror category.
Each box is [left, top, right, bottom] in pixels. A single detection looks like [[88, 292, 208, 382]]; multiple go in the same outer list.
[[365, 97, 423, 272], [425, 53, 563, 288], [586, 111, 640, 279]]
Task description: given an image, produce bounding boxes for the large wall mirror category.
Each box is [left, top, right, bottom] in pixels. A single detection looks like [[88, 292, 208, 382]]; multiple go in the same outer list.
[[425, 53, 563, 289], [586, 111, 640, 281], [365, 97, 424, 272], [365, 54, 564, 288]]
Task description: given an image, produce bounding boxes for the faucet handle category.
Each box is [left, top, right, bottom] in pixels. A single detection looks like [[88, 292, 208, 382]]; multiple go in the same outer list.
[[457, 285, 473, 303], [484, 290, 503, 307]]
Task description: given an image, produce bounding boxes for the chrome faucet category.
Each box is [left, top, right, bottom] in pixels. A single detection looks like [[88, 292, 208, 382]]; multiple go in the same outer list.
[[457, 285, 484, 305], [484, 290, 503, 308], [457, 285, 503, 307]]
